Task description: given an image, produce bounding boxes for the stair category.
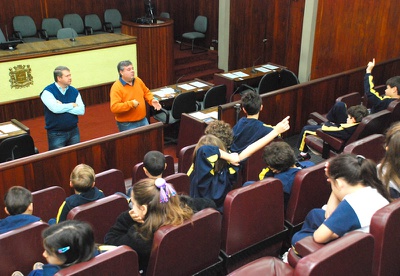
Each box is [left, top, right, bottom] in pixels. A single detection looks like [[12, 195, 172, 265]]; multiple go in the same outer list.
[[173, 42, 223, 84]]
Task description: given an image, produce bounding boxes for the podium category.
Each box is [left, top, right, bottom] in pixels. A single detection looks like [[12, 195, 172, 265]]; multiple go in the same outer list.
[[121, 18, 174, 89]]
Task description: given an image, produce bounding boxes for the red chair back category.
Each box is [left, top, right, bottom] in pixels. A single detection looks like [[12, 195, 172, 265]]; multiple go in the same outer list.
[[95, 168, 126, 196], [164, 172, 190, 195], [32, 186, 66, 222], [67, 194, 129, 243], [0, 221, 48, 275], [55, 246, 139, 276], [146, 208, 222, 276], [370, 199, 400, 276]]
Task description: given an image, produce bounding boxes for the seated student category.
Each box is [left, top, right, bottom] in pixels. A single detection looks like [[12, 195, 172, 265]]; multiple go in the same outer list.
[[244, 141, 314, 210], [104, 178, 194, 273], [230, 91, 274, 153], [204, 120, 234, 150], [127, 150, 216, 211], [0, 186, 41, 234], [14, 220, 96, 276], [188, 116, 290, 212], [297, 103, 368, 160], [54, 164, 105, 223], [291, 154, 390, 248], [364, 58, 400, 113], [378, 122, 400, 199]]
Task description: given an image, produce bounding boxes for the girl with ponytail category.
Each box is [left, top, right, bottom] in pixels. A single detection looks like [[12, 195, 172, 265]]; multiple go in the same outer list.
[[291, 154, 390, 246]]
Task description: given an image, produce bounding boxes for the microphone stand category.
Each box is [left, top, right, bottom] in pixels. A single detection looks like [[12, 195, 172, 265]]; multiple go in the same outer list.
[[251, 56, 262, 74], [174, 75, 185, 93]]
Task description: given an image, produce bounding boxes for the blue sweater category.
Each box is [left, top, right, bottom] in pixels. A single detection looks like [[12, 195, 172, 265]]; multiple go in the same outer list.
[[0, 214, 41, 234], [41, 83, 79, 131]]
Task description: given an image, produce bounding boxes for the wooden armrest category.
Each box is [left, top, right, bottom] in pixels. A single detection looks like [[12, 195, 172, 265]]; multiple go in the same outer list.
[[316, 129, 345, 152], [308, 112, 328, 125], [294, 236, 325, 257]]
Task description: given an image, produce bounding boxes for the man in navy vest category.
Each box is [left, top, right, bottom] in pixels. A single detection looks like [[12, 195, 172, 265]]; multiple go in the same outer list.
[[40, 66, 85, 150]]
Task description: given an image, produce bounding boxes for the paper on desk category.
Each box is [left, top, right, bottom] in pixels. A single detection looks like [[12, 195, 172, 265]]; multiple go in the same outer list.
[[221, 73, 238, 79], [207, 111, 218, 119], [190, 111, 218, 120], [263, 64, 279, 70], [190, 81, 208, 88], [0, 123, 20, 133], [152, 88, 176, 98], [233, 71, 249, 77], [255, 67, 271, 73], [178, 84, 196, 90]]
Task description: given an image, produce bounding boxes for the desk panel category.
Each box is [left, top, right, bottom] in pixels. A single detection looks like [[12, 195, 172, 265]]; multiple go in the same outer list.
[[214, 63, 286, 99], [177, 107, 218, 155]]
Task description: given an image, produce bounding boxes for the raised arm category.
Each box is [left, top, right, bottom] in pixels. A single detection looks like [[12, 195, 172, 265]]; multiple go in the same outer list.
[[238, 116, 290, 161]]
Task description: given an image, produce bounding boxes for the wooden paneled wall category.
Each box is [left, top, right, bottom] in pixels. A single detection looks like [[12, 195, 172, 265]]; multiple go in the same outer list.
[[0, 122, 164, 218]]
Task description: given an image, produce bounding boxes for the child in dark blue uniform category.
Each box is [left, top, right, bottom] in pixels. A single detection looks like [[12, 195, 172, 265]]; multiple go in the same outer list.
[[297, 104, 368, 160], [364, 58, 400, 113], [230, 91, 274, 153], [252, 141, 314, 210], [25, 220, 96, 276], [0, 186, 40, 234], [189, 116, 291, 212], [54, 164, 104, 223]]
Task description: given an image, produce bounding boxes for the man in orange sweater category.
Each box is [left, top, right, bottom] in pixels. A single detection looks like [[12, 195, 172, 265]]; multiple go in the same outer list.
[[110, 60, 161, 131]]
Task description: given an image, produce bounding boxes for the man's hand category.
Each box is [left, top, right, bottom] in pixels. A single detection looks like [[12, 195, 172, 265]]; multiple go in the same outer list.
[[132, 99, 139, 108], [152, 99, 162, 110], [366, 58, 375, 73]]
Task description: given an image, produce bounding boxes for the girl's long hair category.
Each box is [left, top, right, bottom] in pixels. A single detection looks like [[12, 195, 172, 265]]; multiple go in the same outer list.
[[133, 178, 193, 241], [193, 134, 227, 173], [379, 122, 400, 194]]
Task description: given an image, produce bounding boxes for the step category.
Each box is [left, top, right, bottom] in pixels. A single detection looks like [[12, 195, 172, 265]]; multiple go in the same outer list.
[[174, 59, 218, 77], [174, 49, 218, 65], [177, 68, 224, 83]]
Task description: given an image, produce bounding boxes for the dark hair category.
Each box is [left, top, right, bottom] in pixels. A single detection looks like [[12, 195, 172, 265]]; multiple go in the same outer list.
[[241, 91, 262, 115], [347, 105, 368, 122], [117, 60, 133, 77], [386, 76, 400, 95], [262, 142, 296, 172], [53, 66, 70, 82], [143, 151, 166, 177], [42, 220, 95, 267], [4, 186, 32, 215], [327, 154, 390, 201], [132, 178, 193, 240], [379, 122, 400, 195], [70, 164, 95, 193], [204, 120, 233, 149]]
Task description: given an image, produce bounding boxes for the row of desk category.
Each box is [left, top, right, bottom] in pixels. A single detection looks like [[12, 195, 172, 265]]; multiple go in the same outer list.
[[148, 63, 286, 155]]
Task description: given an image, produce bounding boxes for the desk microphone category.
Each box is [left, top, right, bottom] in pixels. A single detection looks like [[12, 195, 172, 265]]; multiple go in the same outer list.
[[174, 75, 185, 93], [229, 85, 242, 102], [251, 56, 262, 73], [70, 30, 76, 42]]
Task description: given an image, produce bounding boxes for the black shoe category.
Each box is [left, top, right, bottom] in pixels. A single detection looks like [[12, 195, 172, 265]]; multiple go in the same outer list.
[[297, 152, 311, 161]]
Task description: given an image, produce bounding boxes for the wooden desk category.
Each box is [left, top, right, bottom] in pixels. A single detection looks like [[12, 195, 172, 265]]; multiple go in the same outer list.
[[0, 119, 29, 141], [177, 107, 218, 155], [121, 19, 174, 89], [151, 79, 212, 108], [213, 63, 286, 99]]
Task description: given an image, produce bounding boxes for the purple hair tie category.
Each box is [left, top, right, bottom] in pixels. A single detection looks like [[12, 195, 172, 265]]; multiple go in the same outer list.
[[155, 178, 177, 203]]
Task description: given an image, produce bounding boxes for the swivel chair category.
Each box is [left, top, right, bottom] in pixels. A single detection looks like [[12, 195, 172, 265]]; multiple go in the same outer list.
[[104, 9, 122, 33], [180, 15, 208, 53], [0, 134, 36, 163], [41, 18, 63, 40], [12, 15, 45, 42]]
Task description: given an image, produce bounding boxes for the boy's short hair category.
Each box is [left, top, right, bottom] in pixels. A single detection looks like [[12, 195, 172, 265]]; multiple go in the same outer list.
[[70, 164, 95, 193], [204, 120, 233, 149], [4, 186, 32, 215], [347, 105, 369, 123], [386, 76, 400, 95], [262, 142, 296, 172], [143, 151, 166, 177], [241, 91, 262, 115]]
